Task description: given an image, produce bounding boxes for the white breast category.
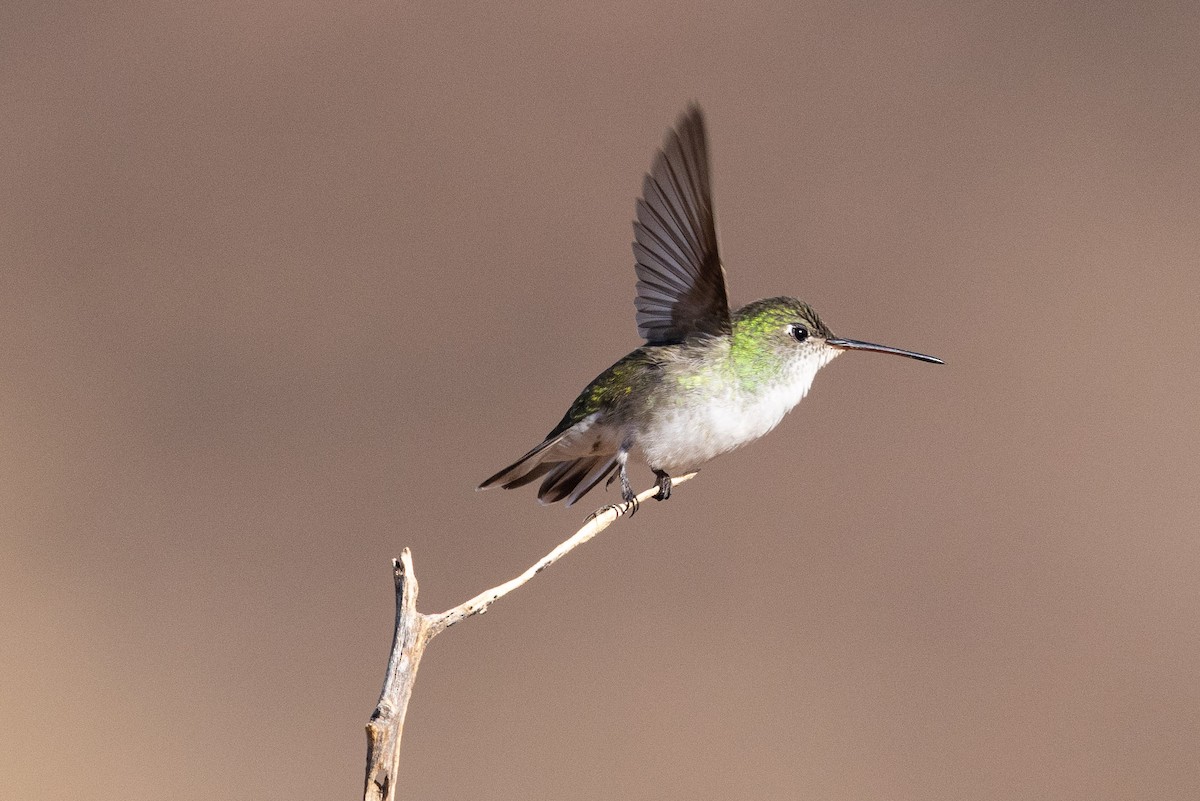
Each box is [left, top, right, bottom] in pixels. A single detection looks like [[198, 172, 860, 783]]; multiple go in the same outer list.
[[637, 349, 839, 473]]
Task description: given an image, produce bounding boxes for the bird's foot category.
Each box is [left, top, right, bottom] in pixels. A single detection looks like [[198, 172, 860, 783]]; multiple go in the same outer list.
[[619, 470, 638, 515], [585, 497, 638, 522], [652, 469, 672, 501], [585, 476, 640, 521]]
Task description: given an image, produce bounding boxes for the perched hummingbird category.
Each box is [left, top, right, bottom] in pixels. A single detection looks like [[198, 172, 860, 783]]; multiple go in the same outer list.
[[479, 106, 941, 510]]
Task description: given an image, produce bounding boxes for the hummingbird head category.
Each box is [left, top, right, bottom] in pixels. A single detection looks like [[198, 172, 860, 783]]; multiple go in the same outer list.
[[730, 297, 838, 391], [731, 296, 942, 390]]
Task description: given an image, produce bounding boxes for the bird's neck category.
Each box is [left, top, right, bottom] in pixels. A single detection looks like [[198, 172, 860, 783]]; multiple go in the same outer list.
[[728, 329, 787, 394]]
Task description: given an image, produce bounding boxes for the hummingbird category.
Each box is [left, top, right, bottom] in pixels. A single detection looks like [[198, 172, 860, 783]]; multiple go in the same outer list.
[[479, 106, 941, 510]]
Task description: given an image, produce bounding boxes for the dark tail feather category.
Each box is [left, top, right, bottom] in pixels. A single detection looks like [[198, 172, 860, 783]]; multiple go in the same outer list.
[[537, 456, 616, 506], [478, 433, 567, 491], [564, 456, 618, 506], [495, 461, 556, 490], [536, 458, 594, 504], [480, 426, 616, 505]]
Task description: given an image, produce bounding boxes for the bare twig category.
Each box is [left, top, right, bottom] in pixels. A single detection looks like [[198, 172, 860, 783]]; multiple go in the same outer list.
[[430, 473, 696, 633], [363, 473, 696, 801], [364, 552, 430, 801]]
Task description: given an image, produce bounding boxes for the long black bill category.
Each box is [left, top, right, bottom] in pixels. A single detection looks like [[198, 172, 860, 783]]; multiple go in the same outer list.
[[826, 337, 943, 364]]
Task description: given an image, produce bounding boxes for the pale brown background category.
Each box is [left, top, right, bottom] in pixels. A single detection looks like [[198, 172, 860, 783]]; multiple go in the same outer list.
[[3, 2, 1199, 799]]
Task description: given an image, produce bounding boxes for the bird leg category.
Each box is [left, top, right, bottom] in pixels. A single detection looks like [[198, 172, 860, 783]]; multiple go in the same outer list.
[[585, 465, 678, 522], [652, 469, 672, 501], [587, 443, 638, 521], [616, 447, 639, 514]]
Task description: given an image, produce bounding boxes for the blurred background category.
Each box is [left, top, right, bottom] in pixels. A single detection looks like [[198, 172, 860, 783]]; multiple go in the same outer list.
[[3, 2, 1199, 799]]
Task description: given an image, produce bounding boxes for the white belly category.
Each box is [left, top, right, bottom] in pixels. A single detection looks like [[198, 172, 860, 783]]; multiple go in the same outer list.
[[637, 351, 838, 472]]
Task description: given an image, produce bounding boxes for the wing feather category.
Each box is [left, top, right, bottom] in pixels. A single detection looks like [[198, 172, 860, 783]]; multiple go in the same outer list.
[[633, 105, 731, 344]]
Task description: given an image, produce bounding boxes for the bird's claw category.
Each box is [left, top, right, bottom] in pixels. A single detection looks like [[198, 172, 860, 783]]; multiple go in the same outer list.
[[585, 497, 638, 523], [652, 470, 672, 501]]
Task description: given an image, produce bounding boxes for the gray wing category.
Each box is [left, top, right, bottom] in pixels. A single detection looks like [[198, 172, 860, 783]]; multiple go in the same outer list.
[[632, 105, 731, 345]]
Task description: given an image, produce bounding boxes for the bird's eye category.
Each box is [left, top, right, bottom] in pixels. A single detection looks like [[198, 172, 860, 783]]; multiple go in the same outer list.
[[789, 324, 809, 342]]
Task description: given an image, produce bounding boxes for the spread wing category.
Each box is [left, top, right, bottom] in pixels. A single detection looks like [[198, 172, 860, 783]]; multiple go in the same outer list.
[[632, 105, 731, 345]]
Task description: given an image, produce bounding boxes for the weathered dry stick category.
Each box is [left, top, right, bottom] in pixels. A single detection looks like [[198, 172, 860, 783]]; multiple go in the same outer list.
[[363, 473, 696, 801]]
